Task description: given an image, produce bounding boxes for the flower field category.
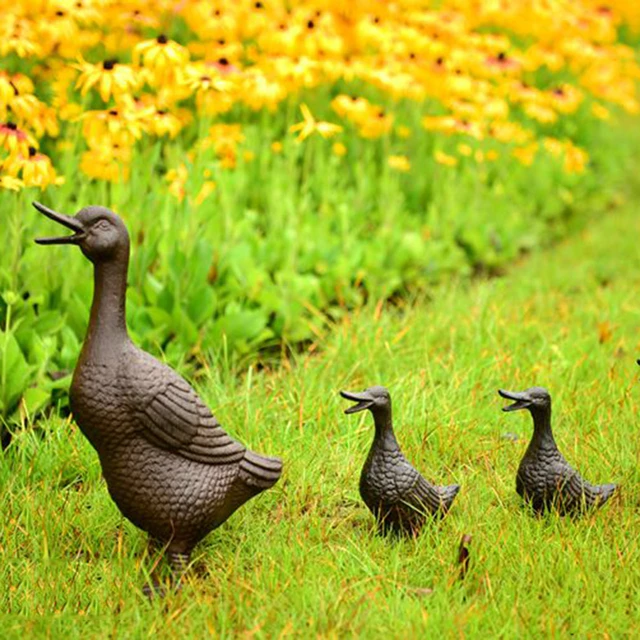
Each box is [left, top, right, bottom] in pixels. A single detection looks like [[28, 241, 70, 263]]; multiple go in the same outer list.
[[2, 0, 639, 189], [1, 0, 639, 427]]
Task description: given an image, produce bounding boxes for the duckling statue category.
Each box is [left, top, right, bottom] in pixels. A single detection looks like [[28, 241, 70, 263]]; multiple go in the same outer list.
[[34, 202, 282, 584], [499, 387, 616, 514], [340, 386, 460, 535]]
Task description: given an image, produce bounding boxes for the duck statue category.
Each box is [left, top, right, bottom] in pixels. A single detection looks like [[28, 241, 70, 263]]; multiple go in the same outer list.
[[340, 386, 460, 535], [34, 201, 282, 585], [499, 386, 615, 514]]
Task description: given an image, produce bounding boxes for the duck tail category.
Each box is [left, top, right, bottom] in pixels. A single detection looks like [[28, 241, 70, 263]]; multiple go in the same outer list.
[[593, 482, 617, 506], [239, 450, 283, 490], [439, 484, 461, 511]]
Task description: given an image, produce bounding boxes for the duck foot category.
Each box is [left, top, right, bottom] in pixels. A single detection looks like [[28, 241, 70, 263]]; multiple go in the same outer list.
[[142, 577, 181, 599], [142, 539, 192, 598]]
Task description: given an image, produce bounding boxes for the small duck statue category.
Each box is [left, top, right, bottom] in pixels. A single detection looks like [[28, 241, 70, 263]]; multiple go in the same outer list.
[[340, 386, 460, 535], [499, 386, 616, 514]]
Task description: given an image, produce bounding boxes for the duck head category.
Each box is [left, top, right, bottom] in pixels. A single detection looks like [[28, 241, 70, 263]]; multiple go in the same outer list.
[[340, 385, 391, 415], [34, 201, 129, 264], [498, 386, 551, 413]]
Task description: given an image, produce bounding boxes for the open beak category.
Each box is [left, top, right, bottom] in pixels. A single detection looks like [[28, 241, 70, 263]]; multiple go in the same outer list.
[[33, 201, 85, 245], [498, 389, 532, 412], [340, 389, 374, 414]]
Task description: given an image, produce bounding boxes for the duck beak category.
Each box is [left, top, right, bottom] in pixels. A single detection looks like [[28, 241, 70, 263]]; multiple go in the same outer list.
[[498, 389, 531, 412], [340, 389, 375, 414], [33, 201, 85, 245]]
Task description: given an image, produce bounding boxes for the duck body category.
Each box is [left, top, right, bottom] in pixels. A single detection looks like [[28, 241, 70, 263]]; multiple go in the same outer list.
[[499, 387, 615, 515], [71, 343, 279, 552], [341, 386, 459, 536], [35, 202, 282, 569]]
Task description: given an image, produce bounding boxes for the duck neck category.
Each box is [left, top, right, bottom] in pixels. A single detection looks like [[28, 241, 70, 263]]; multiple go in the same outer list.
[[529, 405, 555, 448], [371, 405, 398, 449], [83, 255, 130, 361]]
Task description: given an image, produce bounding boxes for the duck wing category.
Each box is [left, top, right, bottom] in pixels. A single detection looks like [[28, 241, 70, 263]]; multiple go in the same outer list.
[[387, 458, 443, 515], [122, 349, 246, 465], [560, 468, 616, 511], [404, 472, 456, 514]]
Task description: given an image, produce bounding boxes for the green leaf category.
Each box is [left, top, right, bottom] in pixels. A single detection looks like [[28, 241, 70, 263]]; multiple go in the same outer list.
[[19, 387, 50, 422], [0, 331, 33, 415]]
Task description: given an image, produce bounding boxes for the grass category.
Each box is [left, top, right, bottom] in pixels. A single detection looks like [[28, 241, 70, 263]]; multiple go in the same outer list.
[[3, 185, 640, 636]]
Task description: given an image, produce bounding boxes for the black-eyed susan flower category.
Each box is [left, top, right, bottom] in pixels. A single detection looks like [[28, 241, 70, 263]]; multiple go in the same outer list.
[[0, 175, 24, 191], [144, 109, 183, 139], [9, 146, 64, 189], [80, 144, 131, 183], [133, 35, 189, 85], [434, 150, 458, 167], [80, 107, 144, 149], [388, 154, 410, 171], [74, 57, 139, 103], [332, 142, 347, 156], [0, 16, 41, 58], [166, 163, 188, 202], [289, 103, 342, 142], [0, 122, 33, 158]]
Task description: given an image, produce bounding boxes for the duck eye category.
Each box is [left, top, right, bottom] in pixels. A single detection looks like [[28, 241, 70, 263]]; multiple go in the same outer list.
[[94, 220, 111, 230]]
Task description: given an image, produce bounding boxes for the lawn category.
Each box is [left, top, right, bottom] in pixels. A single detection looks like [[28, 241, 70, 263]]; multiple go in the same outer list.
[[3, 2, 640, 636], [3, 182, 640, 637]]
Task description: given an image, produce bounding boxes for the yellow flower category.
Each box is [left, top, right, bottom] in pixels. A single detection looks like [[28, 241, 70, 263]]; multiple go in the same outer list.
[[0, 175, 24, 191], [289, 104, 342, 142], [143, 109, 183, 138], [434, 151, 458, 167], [80, 108, 144, 149], [0, 122, 32, 158], [194, 181, 216, 206], [358, 109, 394, 139], [332, 142, 347, 156], [396, 125, 411, 139], [11, 147, 64, 189], [133, 35, 189, 84], [513, 143, 538, 166], [80, 145, 131, 183], [564, 145, 588, 173], [524, 103, 558, 124], [543, 137, 564, 157], [74, 57, 139, 103], [388, 155, 411, 171], [271, 141, 283, 153], [166, 164, 188, 202], [591, 103, 610, 120], [458, 143, 473, 157], [0, 17, 40, 58]]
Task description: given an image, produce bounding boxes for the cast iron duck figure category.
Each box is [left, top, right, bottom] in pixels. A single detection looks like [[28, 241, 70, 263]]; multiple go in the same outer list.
[[340, 386, 460, 535], [34, 201, 282, 580], [499, 387, 616, 514]]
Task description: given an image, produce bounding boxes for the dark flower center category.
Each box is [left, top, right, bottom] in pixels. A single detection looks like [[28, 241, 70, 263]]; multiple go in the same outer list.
[[28, 146, 37, 157], [157, 34, 168, 44], [103, 59, 117, 70]]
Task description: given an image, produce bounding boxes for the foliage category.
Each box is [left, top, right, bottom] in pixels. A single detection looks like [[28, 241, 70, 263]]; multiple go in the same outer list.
[[0, 1, 639, 427], [2, 196, 640, 635]]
